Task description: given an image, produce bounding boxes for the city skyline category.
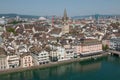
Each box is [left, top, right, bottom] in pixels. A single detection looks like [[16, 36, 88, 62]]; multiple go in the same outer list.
[[0, 0, 120, 16]]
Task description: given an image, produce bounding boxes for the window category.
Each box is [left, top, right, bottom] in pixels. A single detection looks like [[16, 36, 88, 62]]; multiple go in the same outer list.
[[28, 57, 31, 61], [25, 60, 27, 64], [4, 66, 6, 69]]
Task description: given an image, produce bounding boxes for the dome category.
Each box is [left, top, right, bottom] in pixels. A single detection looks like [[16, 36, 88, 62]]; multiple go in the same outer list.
[[39, 17, 46, 21]]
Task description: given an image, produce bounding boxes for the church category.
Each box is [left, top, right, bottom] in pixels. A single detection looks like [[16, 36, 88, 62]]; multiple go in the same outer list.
[[62, 8, 70, 34]]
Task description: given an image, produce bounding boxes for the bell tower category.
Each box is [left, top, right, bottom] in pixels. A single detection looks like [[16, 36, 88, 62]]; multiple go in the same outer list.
[[62, 8, 69, 23]]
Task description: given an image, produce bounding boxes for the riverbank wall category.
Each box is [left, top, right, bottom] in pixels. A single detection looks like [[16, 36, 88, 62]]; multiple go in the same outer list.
[[0, 52, 108, 75]]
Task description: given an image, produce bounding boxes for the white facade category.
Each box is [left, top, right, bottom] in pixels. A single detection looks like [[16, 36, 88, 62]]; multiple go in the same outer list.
[[110, 38, 120, 51], [7, 54, 20, 69], [0, 54, 8, 70], [65, 48, 74, 59], [31, 50, 50, 65], [62, 24, 69, 34], [57, 46, 74, 61], [0, 18, 6, 25], [57, 46, 66, 61]]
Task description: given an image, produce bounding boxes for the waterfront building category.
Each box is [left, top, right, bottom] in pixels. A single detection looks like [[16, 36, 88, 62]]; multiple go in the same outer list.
[[74, 39, 102, 56], [80, 39, 103, 56], [49, 48, 58, 62], [7, 54, 20, 68], [0, 47, 8, 70], [31, 50, 49, 65], [20, 53, 33, 67], [110, 38, 120, 51], [56, 46, 74, 61], [65, 48, 74, 59], [57, 46, 66, 61], [102, 34, 111, 48]]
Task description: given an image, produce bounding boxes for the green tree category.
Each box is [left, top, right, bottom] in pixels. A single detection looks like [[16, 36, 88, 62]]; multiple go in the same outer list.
[[102, 44, 109, 51], [6, 28, 16, 34]]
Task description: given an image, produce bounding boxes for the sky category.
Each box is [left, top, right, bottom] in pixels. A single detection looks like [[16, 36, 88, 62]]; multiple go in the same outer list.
[[0, 0, 120, 16]]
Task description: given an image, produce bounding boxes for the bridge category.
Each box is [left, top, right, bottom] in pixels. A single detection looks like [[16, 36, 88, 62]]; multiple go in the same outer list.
[[108, 50, 120, 57]]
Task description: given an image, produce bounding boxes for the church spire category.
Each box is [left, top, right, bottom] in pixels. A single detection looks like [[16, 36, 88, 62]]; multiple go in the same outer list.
[[62, 8, 68, 22], [64, 8, 67, 19]]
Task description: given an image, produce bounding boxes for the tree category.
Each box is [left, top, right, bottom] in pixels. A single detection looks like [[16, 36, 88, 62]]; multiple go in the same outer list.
[[6, 28, 16, 34], [102, 44, 109, 51]]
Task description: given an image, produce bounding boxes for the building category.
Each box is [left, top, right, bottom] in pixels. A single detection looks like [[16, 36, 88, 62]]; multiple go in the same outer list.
[[57, 46, 66, 61], [20, 53, 33, 67], [7, 54, 20, 68], [31, 50, 50, 65], [65, 48, 74, 59], [62, 8, 69, 22], [50, 27, 62, 37], [49, 48, 58, 62], [0, 47, 8, 70], [62, 8, 70, 34], [56, 46, 74, 61], [62, 24, 70, 34], [80, 39, 102, 56], [74, 39, 102, 56], [110, 38, 120, 51]]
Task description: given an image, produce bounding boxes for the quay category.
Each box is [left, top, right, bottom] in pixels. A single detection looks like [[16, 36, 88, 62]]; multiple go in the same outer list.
[[108, 50, 120, 57], [0, 52, 107, 75]]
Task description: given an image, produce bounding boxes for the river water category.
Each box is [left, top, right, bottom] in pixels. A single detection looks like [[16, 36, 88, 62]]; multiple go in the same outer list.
[[0, 56, 120, 80]]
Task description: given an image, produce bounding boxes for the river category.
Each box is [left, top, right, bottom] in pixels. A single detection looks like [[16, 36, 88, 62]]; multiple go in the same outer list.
[[0, 56, 120, 80]]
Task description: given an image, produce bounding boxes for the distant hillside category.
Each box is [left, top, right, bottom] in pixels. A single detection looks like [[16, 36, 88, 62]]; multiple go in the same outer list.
[[0, 13, 40, 19], [1, 14, 120, 19], [72, 14, 120, 19]]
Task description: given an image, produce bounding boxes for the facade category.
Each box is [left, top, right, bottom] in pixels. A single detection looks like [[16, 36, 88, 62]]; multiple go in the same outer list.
[[65, 48, 74, 59], [57, 46, 66, 61], [20, 53, 33, 67], [102, 39, 110, 48], [62, 25, 70, 34], [73, 44, 82, 56], [110, 38, 120, 51], [31, 50, 49, 65], [80, 39, 102, 56], [57, 46, 74, 61], [74, 39, 102, 56], [0, 52, 8, 70], [49, 49, 58, 62], [7, 54, 20, 68]]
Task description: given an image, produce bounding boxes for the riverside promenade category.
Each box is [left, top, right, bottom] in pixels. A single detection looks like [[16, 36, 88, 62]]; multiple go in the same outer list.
[[0, 52, 108, 75]]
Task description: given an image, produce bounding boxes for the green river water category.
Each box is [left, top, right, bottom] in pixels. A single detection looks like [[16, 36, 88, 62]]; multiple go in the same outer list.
[[0, 56, 120, 80]]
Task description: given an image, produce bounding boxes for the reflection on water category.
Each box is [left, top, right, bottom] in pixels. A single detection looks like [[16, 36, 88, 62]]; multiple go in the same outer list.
[[79, 62, 101, 72], [0, 58, 103, 80], [1, 56, 120, 80]]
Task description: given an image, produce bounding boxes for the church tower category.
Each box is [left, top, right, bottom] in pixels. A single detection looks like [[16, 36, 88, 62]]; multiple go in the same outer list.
[[62, 8, 70, 34], [62, 8, 69, 23]]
